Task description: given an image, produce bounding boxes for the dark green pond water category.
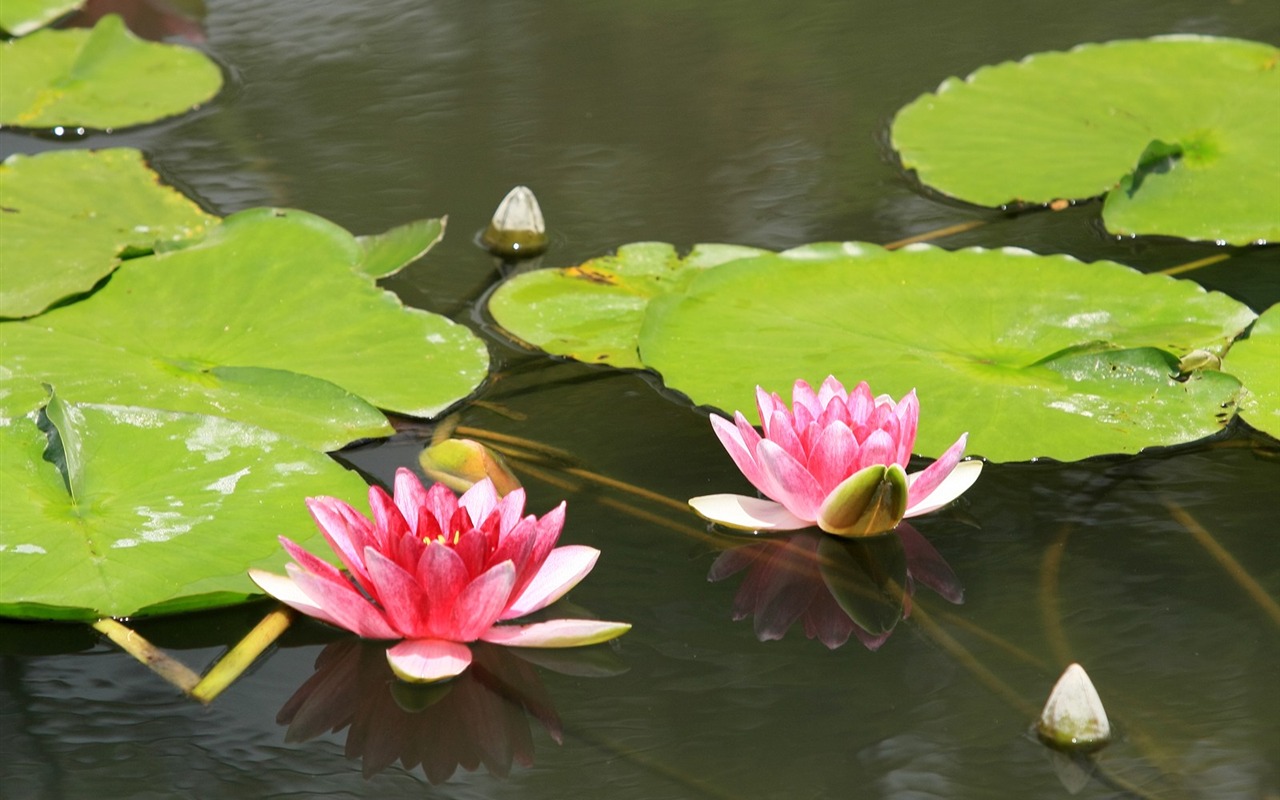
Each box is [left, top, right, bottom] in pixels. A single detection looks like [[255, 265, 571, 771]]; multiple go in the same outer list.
[[3, 2, 1278, 798]]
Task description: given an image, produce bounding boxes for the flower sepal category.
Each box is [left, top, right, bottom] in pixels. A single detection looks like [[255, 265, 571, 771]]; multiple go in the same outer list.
[[816, 463, 909, 537]]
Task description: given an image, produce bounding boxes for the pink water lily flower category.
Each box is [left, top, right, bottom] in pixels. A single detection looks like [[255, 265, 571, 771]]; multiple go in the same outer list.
[[250, 469, 630, 683], [689, 376, 982, 537]]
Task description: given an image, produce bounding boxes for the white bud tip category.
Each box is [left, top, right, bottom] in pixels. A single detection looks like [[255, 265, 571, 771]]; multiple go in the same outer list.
[[1037, 663, 1111, 752], [490, 186, 545, 234]]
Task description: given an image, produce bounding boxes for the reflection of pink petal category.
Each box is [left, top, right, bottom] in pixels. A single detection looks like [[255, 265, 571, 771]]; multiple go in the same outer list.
[[502, 545, 599, 619], [897, 524, 965, 604], [481, 619, 632, 648], [386, 639, 473, 682]]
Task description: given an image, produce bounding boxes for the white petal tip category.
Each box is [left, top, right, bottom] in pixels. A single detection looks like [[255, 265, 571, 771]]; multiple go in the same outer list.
[[688, 494, 812, 531], [386, 639, 473, 683]]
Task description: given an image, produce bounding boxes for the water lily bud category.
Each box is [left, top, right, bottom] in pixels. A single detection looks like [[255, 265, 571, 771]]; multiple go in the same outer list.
[[816, 463, 910, 537], [1037, 663, 1111, 752], [482, 186, 548, 258], [419, 438, 522, 496]]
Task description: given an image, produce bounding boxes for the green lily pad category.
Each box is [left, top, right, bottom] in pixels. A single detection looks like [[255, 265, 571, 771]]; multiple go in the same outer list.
[[356, 217, 446, 280], [637, 243, 1255, 462], [1222, 304, 1280, 438], [0, 148, 218, 319], [0, 207, 490, 449], [891, 36, 1280, 245], [0, 392, 370, 620], [0, 0, 81, 36], [488, 242, 767, 368], [0, 13, 222, 129]]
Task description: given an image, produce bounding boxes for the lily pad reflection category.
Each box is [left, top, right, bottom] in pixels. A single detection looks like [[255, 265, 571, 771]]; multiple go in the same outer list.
[[708, 525, 962, 650]]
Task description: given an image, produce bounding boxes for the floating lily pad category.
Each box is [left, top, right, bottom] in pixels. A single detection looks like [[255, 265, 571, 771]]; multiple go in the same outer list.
[[0, 13, 222, 129], [0, 148, 217, 319], [0, 392, 370, 620], [0, 0, 81, 36], [488, 242, 766, 368], [356, 216, 446, 280], [637, 243, 1255, 462], [891, 36, 1280, 245], [0, 207, 490, 449], [1222, 304, 1280, 438]]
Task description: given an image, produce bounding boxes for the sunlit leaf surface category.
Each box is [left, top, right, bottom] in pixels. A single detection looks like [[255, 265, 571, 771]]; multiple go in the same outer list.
[[0, 148, 217, 318], [1222, 303, 1280, 438], [0, 394, 369, 620], [637, 243, 1255, 462], [489, 242, 766, 368], [0, 13, 222, 129], [0, 207, 489, 449], [0, 0, 82, 36], [891, 36, 1280, 244]]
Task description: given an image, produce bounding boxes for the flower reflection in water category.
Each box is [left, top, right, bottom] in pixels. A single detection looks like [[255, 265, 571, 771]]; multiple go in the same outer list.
[[708, 524, 963, 650], [279, 638, 625, 784]]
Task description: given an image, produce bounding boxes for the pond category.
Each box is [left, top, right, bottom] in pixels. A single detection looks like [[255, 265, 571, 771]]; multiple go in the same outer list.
[[2, 1, 1278, 798]]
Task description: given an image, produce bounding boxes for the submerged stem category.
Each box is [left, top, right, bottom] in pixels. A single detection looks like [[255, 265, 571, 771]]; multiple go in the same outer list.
[[92, 618, 201, 695], [1163, 497, 1280, 627], [191, 607, 295, 704]]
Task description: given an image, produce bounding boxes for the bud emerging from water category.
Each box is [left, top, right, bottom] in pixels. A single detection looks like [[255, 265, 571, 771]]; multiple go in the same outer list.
[[482, 185, 548, 258], [1037, 663, 1111, 752]]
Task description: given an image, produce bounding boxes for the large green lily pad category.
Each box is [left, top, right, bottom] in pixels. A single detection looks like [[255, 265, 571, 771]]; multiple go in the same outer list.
[[0, 148, 218, 319], [488, 242, 766, 368], [0, 13, 222, 129], [0, 392, 369, 620], [891, 36, 1280, 245], [0, 0, 81, 37], [637, 243, 1255, 462], [1222, 304, 1280, 438], [0, 207, 490, 450]]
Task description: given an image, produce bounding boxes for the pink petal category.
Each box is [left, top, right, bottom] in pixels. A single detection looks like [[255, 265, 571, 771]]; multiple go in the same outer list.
[[284, 563, 401, 639], [480, 619, 631, 648], [846, 380, 874, 423], [494, 487, 527, 533], [417, 541, 467, 633], [364, 547, 430, 637], [755, 439, 824, 522], [687, 494, 814, 531], [710, 413, 766, 492], [906, 459, 983, 517], [791, 378, 822, 418], [367, 485, 411, 546], [452, 528, 489, 576], [278, 535, 346, 584], [502, 545, 599, 619], [451, 561, 517, 641], [305, 497, 372, 585], [855, 429, 897, 469], [392, 467, 431, 534], [765, 409, 806, 463], [421, 481, 459, 538], [490, 516, 537, 575], [754, 385, 783, 427], [817, 375, 847, 406], [386, 639, 473, 683], [806, 421, 857, 495], [893, 390, 920, 464], [459, 478, 499, 525], [905, 433, 969, 510], [249, 568, 347, 630]]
